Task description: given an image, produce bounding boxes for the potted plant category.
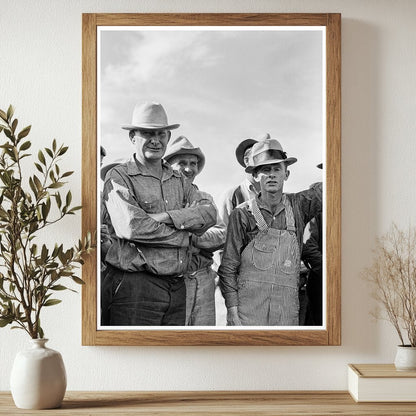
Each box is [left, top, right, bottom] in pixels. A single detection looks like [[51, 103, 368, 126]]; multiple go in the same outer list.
[[0, 106, 94, 408], [363, 223, 416, 371]]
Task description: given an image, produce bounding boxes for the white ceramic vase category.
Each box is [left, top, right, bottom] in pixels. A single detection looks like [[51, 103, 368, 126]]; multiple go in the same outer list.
[[10, 338, 67, 409], [394, 345, 416, 371]]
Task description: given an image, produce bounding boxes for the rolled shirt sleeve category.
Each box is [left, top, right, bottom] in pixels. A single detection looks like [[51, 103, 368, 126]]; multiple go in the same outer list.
[[168, 182, 217, 235]]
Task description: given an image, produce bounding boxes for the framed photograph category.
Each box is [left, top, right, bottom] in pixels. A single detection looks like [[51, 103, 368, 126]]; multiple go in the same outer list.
[[82, 13, 341, 346]]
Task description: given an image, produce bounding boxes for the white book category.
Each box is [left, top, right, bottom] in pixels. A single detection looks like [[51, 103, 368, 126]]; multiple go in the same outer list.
[[348, 364, 416, 402]]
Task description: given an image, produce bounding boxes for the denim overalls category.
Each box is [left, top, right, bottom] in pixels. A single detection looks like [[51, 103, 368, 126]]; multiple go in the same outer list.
[[237, 195, 301, 326]]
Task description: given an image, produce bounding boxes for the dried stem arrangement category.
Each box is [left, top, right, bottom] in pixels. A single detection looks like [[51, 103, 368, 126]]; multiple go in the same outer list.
[[362, 223, 416, 347]]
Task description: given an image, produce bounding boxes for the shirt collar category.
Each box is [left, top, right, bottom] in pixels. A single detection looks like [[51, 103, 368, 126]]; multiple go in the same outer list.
[[126, 154, 181, 180], [256, 193, 286, 216]]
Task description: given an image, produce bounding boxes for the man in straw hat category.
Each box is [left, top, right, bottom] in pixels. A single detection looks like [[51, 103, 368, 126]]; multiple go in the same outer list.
[[101, 102, 217, 326], [218, 134, 322, 326], [165, 136, 226, 326], [219, 137, 260, 228]]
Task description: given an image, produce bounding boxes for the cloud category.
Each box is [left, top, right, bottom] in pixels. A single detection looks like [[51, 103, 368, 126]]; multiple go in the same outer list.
[[99, 28, 324, 203]]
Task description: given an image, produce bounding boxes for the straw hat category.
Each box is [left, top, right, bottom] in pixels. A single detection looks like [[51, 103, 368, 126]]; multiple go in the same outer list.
[[121, 102, 180, 131], [164, 136, 205, 173], [245, 135, 297, 173]]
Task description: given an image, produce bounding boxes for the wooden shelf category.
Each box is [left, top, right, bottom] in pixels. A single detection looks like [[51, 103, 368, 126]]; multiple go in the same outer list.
[[2, 391, 416, 415]]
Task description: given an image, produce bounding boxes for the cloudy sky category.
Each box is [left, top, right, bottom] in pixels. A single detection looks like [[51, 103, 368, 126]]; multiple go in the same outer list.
[[98, 27, 324, 203]]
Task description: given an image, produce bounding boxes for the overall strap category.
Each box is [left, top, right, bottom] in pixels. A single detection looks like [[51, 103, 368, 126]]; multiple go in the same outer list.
[[249, 198, 268, 232], [282, 194, 296, 232]]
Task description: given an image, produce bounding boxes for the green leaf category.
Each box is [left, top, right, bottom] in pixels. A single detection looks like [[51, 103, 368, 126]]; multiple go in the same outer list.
[[52, 139, 57, 152], [17, 125, 31, 140], [43, 299, 62, 307], [41, 245, 48, 262], [0, 316, 13, 327], [38, 150, 46, 165], [33, 175, 43, 192], [4, 129, 12, 140], [55, 193, 62, 208], [45, 147, 53, 158], [19, 140, 31, 151], [6, 105, 14, 121], [34, 163, 43, 173], [69, 206, 82, 212], [58, 146, 68, 156], [0, 109, 7, 121], [50, 284, 68, 291], [41, 202, 50, 220], [11, 119, 18, 133], [61, 171, 74, 178], [71, 276, 85, 285], [48, 182, 64, 189], [65, 191, 72, 207], [29, 177, 38, 197], [38, 325, 44, 339]]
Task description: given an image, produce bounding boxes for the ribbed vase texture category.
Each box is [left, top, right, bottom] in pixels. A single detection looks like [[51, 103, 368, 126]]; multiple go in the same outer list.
[[10, 339, 67, 409], [394, 345, 416, 371]]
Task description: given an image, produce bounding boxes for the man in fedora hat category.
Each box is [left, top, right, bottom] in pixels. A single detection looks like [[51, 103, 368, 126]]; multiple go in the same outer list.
[[165, 136, 226, 326], [219, 137, 260, 228], [218, 135, 322, 326], [101, 102, 217, 326]]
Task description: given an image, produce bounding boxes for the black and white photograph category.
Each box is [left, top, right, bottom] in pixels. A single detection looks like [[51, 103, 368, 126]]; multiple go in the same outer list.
[[97, 25, 325, 330]]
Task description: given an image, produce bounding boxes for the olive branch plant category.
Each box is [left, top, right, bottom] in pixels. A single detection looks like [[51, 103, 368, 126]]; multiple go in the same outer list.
[[362, 223, 416, 347], [0, 105, 94, 339]]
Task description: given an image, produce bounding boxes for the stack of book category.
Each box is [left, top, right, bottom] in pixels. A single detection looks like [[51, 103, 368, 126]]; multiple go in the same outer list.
[[348, 364, 416, 402]]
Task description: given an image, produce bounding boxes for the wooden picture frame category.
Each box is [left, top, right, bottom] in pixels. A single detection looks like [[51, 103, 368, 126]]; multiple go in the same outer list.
[[82, 13, 341, 346]]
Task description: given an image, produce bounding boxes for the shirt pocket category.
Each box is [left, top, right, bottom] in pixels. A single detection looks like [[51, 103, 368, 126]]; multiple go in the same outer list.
[[138, 198, 159, 213], [276, 233, 300, 276], [251, 240, 276, 271]]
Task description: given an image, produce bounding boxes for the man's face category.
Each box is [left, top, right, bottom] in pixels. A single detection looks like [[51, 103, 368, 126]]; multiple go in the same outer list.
[[243, 146, 253, 167], [254, 162, 289, 193], [132, 129, 171, 161], [169, 154, 199, 182]]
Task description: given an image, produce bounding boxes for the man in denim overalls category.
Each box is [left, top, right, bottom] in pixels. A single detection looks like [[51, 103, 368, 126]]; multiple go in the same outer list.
[[218, 135, 322, 326]]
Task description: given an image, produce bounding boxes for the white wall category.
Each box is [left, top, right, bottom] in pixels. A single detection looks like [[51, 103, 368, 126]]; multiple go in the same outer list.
[[1, 0, 415, 391]]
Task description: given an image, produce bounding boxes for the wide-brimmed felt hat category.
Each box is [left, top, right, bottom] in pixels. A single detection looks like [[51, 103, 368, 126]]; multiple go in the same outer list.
[[235, 138, 258, 168], [245, 134, 297, 173], [164, 136, 205, 174], [101, 158, 125, 181], [121, 102, 180, 131]]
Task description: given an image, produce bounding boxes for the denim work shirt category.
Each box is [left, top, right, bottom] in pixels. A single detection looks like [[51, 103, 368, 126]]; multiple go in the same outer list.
[[102, 156, 217, 276], [218, 183, 322, 308]]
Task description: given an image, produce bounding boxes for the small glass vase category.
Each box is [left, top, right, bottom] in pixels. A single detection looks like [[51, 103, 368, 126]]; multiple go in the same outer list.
[[394, 345, 416, 371], [10, 338, 67, 409]]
